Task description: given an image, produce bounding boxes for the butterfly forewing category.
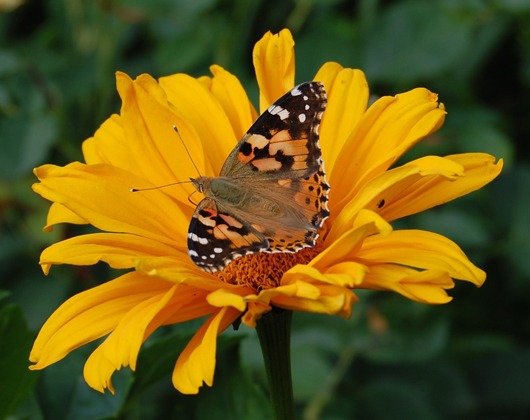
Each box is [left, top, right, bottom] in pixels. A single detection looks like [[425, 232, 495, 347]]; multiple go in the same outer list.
[[220, 82, 327, 179], [188, 82, 330, 272]]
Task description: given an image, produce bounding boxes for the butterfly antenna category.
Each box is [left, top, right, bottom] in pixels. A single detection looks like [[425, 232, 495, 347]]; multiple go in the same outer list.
[[130, 180, 192, 193], [173, 125, 202, 178]]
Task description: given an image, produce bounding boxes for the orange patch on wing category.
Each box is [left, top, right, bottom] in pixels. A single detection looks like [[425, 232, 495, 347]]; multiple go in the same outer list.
[[278, 179, 292, 188], [197, 208, 217, 227], [270, 140, 309, 157], [251, 158, 282, 171], [294, 191, 316, 210], [269, 130, 292, 144], [214, 225, 262, 247], [238, 134, 269, 163], [251, 223, 267, 233], [293, 171, 328, 213], [291, 161, 311, 170], [218, 213, 243, 228]]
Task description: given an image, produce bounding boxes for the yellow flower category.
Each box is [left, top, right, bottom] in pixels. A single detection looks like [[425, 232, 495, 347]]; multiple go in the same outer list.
[[29, 29, 502, 395]]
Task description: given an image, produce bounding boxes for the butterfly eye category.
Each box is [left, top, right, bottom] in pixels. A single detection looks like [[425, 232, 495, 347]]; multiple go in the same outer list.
[[190, 178, 205, 194]]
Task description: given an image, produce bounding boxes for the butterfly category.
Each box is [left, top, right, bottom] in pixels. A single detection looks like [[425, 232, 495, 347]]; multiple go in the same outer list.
[[188, 82, 330, 273]]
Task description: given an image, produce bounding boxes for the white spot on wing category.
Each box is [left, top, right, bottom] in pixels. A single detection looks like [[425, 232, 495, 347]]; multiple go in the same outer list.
[[291, 87, 302, 96], [268, 105, 290, 120], [189, 233, 209, 245], [298, 113, 306, 123], [214, 247, 223, 253], [189, 249, 199, 257]]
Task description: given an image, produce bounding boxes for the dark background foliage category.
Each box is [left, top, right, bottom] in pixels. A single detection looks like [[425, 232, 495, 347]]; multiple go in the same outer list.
[[1, 0, 529, 419]]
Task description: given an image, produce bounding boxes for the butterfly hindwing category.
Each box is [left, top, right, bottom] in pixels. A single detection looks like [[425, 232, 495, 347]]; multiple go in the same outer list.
[[188, 198, 269, 272]]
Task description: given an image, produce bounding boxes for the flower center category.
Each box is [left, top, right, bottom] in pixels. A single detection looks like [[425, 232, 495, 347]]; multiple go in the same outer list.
[[215, 244, 322, 290]]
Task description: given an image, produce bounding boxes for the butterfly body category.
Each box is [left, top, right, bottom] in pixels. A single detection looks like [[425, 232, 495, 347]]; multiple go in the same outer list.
[[188, 82, 330, 272]]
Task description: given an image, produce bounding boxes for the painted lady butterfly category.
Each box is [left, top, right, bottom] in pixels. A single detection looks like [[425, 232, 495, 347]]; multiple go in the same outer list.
[[188, 82, 330, 272]]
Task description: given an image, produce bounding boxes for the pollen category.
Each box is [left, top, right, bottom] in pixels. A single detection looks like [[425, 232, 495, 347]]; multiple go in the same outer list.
[[215, 243, 322, 289]]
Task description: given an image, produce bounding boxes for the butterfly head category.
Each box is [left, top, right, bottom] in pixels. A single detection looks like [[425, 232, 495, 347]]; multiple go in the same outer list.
[[190, 177, 208, 194]]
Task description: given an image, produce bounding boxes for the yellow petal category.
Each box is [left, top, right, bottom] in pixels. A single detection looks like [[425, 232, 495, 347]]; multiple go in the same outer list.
[[242, 301, 273, 328], [209, 65, 258, 140], [352, 208, 394, 234], [159, 72, 236, 177], [317, 210, 391, 267], [39, 232, 187, 275], [29, 272, 174, 370], [358, 230, 486, 285], [361, 265, 455, 304], [329, 156, 465, 237], [262, 281, 321, 300], [33, 163, 188, 247], [207, 288, 248, 312], [316, 66, 369, 168], [270, 282, 357, 318], [115, 72, 202, 197], [282, 263, 366, 288], [383, 153, 503, 221], [172, 306, 241, 394], [82, 114, 126, 166], [83, 283, 180, 393], [314, 62, 344, 87], [253, 29, 295, 112], [245, 281, 357, 319], [331, 88, 446, 214], [43, 202, 87, 232], [135, 257, 232, 291]]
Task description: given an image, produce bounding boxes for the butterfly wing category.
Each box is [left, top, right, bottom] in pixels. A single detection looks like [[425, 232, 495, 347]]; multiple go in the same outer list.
[[220, 82, 327, 179], [188, 198, 269, 272], [265, 166, 330, 252], [220, 81, 330, 252]]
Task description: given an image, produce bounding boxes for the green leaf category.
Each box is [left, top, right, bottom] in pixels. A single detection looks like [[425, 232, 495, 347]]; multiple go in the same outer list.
[[0, 304, 39, 419]]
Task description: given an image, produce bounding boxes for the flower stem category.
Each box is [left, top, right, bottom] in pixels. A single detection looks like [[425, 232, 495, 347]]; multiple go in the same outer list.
[[256, 309, 294, 420]]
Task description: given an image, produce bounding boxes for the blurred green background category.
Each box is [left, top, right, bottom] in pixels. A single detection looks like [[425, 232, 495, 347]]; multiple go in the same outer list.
[[1, 0, 529, 419]]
